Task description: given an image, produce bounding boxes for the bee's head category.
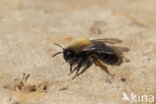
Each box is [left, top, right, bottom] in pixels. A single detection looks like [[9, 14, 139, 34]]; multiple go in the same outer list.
[[63, 48, 74, 61], [53, 43, 74, 60]]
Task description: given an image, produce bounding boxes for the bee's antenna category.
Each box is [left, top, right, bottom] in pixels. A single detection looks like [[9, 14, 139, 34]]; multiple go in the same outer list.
[[53, 52, 63, 57], [53, 43, 64, 57], [54, 43, 65, 50]]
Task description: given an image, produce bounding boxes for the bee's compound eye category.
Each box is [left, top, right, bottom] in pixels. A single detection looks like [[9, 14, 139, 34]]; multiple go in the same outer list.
[[64, 49, 74, 60], [66, 51, 72, 56], [66, 50, 73, 57]]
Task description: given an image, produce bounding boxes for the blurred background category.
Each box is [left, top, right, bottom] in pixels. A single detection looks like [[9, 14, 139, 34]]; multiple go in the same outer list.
[[0, 0, 155, 104]]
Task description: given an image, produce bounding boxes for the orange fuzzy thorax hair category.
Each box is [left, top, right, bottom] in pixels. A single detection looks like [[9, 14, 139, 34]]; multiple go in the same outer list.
[[69, 38, 91, 50]]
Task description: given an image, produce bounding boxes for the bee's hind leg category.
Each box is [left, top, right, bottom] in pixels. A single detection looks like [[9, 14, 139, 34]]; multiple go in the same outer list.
[[95, 59, 114, 76]]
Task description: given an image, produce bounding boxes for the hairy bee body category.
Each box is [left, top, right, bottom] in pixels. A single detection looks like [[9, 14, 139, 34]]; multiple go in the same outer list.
[[53, 38, 126, 79], [87, 41, 122, 65]]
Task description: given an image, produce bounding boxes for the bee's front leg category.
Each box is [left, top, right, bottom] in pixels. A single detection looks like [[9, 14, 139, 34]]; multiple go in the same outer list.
[[69, 63, 79, 75], [72, 61, 82, 79], [68, 64, 73, 76]]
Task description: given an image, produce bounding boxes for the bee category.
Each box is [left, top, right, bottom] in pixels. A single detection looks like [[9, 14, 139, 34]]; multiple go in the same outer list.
[[53, 38, 129, 79]]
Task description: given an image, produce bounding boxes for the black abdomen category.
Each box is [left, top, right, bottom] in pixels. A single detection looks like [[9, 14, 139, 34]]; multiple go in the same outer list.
[[100, 53, 122, 65]]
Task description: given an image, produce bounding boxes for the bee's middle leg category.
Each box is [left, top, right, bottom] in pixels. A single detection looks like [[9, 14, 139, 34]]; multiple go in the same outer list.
[[76, 61, 92, 77], [72, 60, 92, 79]]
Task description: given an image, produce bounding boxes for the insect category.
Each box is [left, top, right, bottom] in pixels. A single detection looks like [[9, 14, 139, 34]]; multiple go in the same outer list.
[[53, 38, 128, 79]]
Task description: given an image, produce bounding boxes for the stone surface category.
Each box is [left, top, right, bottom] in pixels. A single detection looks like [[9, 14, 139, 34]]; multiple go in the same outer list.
[[0, 0, 156, 104]]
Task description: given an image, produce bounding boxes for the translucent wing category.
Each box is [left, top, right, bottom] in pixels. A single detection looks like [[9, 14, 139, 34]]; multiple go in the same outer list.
[[77, 41, 129, 64], [78, 42, 117, 55], [90, 39, 130, 62], [110, 46, 130, 63], [91, 38, 122, 44], [110, 46, 129, 54]]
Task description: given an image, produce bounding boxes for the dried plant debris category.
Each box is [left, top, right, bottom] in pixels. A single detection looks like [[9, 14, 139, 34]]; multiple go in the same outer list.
[[58, 87, 69, 91], [3, 73, 51, 92], [120, 77, 127, 82]]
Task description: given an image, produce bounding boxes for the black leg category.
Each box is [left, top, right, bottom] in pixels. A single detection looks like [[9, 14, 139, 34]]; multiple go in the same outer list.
[[70, 64, 73, 73], [76, 62, 92, 77], [71, 66, 78, 73], [98, 63, 114, 77], [68, 64, 73, 75], [72, 61, 82, 79], [72, 60, 93, 79]]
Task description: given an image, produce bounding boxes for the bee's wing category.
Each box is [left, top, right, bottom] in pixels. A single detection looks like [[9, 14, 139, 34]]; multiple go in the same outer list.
[[78, 42, 130, 63], [110, 46, 130, 54], [78, 42, 123, 65], [110, 46, 130, 63], [91, 38, 122, 44], [78, 42, 117, 55]]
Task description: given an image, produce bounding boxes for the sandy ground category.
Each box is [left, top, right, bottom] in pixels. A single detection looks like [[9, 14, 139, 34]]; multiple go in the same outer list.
[[0, 0, 156, 104]]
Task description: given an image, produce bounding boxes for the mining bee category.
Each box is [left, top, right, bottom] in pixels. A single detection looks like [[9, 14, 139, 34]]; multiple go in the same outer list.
[[53, 38, 129, 79]]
